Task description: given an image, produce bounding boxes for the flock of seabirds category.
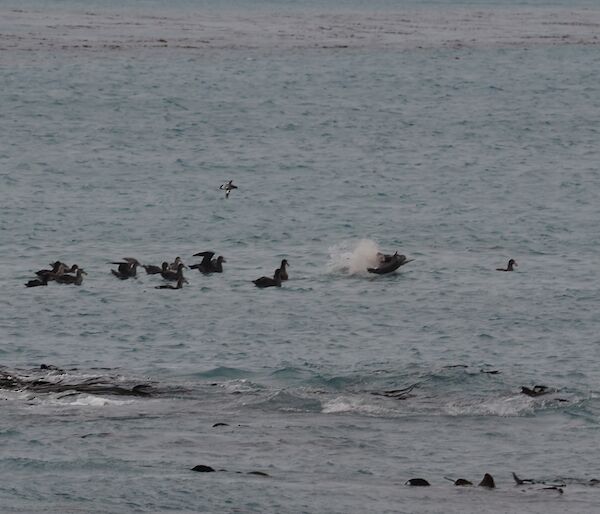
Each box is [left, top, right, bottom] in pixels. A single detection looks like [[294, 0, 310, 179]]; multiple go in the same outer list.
[[23, 179, 517, 288], [23, 252, 517, 289], [23, 180, 518, 288]]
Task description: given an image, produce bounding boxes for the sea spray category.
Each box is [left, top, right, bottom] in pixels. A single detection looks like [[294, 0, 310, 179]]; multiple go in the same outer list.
[[328, 239, 381, 274]]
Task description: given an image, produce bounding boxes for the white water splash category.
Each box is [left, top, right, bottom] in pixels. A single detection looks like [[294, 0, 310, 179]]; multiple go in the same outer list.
[[328, 239, 382, 275], [57, 394, 135, 407], [322, 396, 399, 417], [444, 395, 535, 417]]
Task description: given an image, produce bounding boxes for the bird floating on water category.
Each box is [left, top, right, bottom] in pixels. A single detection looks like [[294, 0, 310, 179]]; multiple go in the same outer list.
[[25, 276, 50, 288], [278, 259, 289, 281], [161, 262, 187, 282], [36, 261, 66, 280], [143, 263, 163, 275], [169, 257, 184, 271], [190, 251, 226, 273], [155, 276, 185, 290], [496, 259, 517, 272], [111, 258, 140, 279], [55, 267, 87, 285], [253, 268, 282, 288]]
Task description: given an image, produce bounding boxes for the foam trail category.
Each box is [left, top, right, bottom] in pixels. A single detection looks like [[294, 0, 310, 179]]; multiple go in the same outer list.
[[328, 239, 381, 275]]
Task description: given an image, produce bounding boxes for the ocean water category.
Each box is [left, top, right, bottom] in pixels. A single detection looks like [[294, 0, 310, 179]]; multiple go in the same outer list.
[[1, 0, 600, 512]]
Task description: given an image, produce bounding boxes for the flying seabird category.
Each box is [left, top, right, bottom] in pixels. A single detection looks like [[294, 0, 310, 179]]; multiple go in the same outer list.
[[219, 180, 238, 198], [496, 259, 517, 271], [253, 268, 282, 288]]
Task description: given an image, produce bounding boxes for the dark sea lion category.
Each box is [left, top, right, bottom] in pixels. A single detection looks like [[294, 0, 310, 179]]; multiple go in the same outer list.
[[454, 478, 473, 486], [191, 465, 215, 473], [405, 478, 430, 486], [512, 472, 535, 485], [543, 486, 563, 493], [40, 364, 63, 371], [372, 382, 418, 400], [367, 252, 413, 274], [478, 473, 495, 488], [444, 477, 473, 486], [521, 385, 550, 397]]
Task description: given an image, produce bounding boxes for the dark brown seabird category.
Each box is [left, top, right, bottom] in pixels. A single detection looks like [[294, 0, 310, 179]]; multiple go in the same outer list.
[[496, 259, 517, 271], [25, 276, 50, 288], [155, 276, 185, 290], [278, 259, 289, 281], [56, 268, 87, 285], [111, 258, 139, 279], [143, 263, 163, 275], [190, 251, 226, 273], [253, 268, 282, 288], [161, 262, 187, 282]]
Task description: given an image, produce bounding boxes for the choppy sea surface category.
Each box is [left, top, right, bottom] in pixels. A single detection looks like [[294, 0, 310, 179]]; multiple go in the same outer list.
[[1, 0, 600, 512]]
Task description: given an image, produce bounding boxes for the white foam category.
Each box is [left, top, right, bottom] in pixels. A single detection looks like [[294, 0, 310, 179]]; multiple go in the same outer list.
[[322, 396, 397, 417], [328, 239, 382, 275], [55, 394, 134, 407], [444, 395, 535, 417]]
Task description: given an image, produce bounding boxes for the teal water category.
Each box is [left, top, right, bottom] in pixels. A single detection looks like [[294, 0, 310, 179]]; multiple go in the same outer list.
[[1, 1, 600, 512]]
